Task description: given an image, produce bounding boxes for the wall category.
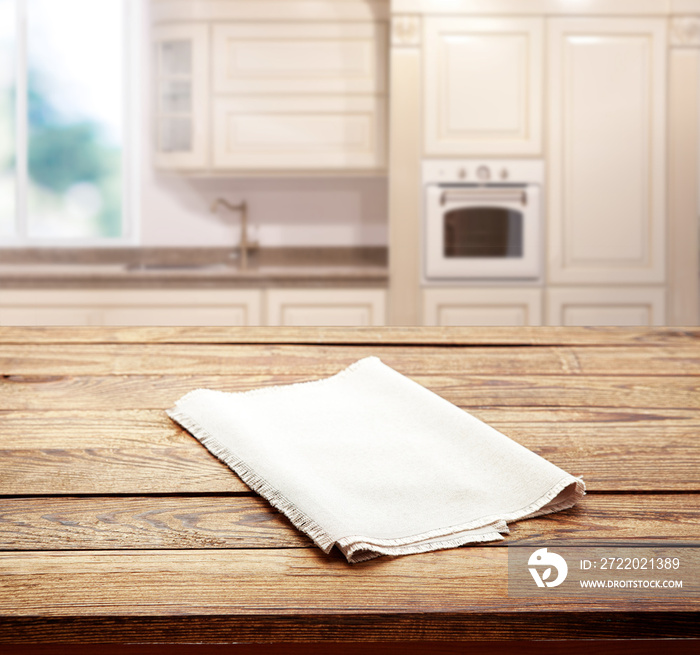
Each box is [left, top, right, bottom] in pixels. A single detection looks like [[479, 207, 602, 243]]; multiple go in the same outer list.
[[139, 0, 388, 248], [141, 173, 388, 248]]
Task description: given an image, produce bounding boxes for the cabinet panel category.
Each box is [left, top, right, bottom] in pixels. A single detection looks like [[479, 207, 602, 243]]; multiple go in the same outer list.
[[213, 23, 386, 95], [548, 18, 666, 283], [266, 289, 386, 326], [152, 10, 387, 173], [100, 306, 253, 326], [153, 24, 209, 169], [152, 1, 390, 23], [546, 287, 665, 326], [422, 288, 543, 326], [213, 96, 386, 169], [424, 17, 543, 156], [0, 290, 262, 326], [0, 306, 102, 326]]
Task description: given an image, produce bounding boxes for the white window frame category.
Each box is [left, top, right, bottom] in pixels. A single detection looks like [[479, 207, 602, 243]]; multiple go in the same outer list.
[[2, 0, 140, 247]]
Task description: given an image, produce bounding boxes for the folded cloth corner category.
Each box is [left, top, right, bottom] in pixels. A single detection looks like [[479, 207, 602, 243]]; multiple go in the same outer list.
[[167, 356, 585, 563]]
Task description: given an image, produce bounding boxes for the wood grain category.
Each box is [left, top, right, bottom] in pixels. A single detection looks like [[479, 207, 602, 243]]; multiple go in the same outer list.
[[1, 613, 698, 643], [2, 374, 698, 411], [1, 641, 697, 655], [0, 496, 307, 550], [0, 496, 697, 551], [1, 409, 697, 493], [1, 344, 698, 376], [1, 548, 697, 618], [0, 327, 697, 643], [1, 326, 699, 346]]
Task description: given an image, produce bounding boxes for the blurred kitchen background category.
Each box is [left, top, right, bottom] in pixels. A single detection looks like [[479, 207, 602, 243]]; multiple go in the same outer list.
[[0, 0, 698, 326]]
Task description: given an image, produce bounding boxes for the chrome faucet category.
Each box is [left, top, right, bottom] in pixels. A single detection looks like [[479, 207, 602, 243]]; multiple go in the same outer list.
[[210, 198, 259, 270]]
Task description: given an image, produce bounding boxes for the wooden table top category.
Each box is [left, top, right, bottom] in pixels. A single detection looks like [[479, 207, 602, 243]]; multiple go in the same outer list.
[[0, 326, 698, 645]]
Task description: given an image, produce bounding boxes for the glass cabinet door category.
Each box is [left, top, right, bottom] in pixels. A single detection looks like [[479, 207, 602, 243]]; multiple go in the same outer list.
[[158, 40, 192, 152], [153, 25, 208, 168]]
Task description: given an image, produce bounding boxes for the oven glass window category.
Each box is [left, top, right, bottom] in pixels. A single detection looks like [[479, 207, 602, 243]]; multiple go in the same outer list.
[[444, 207, 523, 258]]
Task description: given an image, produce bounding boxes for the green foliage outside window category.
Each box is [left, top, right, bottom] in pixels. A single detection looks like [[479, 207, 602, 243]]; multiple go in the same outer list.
[[26, 73, 122, 238]]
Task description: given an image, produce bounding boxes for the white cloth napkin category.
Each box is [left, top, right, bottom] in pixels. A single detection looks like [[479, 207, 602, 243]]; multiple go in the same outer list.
[[167, 356, 584, 563]]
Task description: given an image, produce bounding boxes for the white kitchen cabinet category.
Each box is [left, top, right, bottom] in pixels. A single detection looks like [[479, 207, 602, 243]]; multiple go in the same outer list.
[[0, 304, 103, 327], [0, 288, 390, 326], [151, 3, 388, 172], [423, 17, 543, 157], [266, 289, 386, 326], [213, 22, 386, 95], [0, 290, 262, 326], [422, 288, 542, 326], [546, 287, 665, 326], [547, 18, 666, 285], [152, 24, 209, 169], [213, 96, 386, 170], [210, 18, 387, 171]]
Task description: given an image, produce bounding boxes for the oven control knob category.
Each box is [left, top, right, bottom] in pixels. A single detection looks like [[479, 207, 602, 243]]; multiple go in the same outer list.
[[500, 168, 509, 180], [458, 167, 467, 180], [476, 165, 491, 181]]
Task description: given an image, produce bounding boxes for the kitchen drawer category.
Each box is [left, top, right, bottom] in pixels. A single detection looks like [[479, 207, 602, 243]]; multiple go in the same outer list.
[[422, 288, 543, 326], [0, 290, 262, 326], [546, 287, 666, 326], [212, 96, 386, 170], [266, 288, 386, 326], [0, 305, 104, 326]]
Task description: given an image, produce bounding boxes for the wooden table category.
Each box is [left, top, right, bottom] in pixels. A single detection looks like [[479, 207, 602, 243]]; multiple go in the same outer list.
[[0, 326, 699, 649]]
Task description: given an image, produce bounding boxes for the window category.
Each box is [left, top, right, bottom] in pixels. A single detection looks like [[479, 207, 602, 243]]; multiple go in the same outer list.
[[0, 0, 139, 245]]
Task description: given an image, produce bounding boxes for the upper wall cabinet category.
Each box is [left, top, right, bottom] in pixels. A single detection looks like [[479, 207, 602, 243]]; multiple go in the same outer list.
[[423, 17, 543, 157], [211, 22, 386, 170], [151, 1, 388, 173], [212, 23, 386, 95], [152, 24, 209, 169], [213, 96, 385, 169], [547, 18, 666, 284]]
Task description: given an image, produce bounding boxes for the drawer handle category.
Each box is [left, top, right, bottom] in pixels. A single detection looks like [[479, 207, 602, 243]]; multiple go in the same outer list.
[[440, 188, 527, 207]]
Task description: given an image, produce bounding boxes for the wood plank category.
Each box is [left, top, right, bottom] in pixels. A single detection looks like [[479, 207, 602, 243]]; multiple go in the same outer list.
[[1, 642, 698, 655], [0, 612, 698, 643], [510, 495, 700, 543], [1, 374, 698, 411], [1, 409, 698, 493], [1, 326, 698, 346], [0, 409, 247, 493], [0, 496, 308, 550], [1, 343, 698, 376], [0, 548, 696, 617], [0, 495, 697, 551], [4, 407, 697, 448]]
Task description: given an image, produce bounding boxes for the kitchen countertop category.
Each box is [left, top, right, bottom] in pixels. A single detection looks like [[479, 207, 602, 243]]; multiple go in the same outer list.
[[0, 247, 388, 288], [0, 326, 698, 648]]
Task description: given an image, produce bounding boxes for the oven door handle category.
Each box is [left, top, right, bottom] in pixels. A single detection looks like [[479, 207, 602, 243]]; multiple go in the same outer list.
[[440, 188, 528, 207]]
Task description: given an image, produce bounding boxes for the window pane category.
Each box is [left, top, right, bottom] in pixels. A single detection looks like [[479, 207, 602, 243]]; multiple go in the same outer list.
[[0, 0, 15, 238], [27, 0, 124, 239]]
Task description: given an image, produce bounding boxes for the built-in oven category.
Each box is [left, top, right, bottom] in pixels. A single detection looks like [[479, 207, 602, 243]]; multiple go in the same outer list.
[[423, 160, 544, 281]]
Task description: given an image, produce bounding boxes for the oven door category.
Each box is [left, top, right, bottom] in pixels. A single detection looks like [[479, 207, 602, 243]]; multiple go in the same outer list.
[[425, 184, 541, 279]]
